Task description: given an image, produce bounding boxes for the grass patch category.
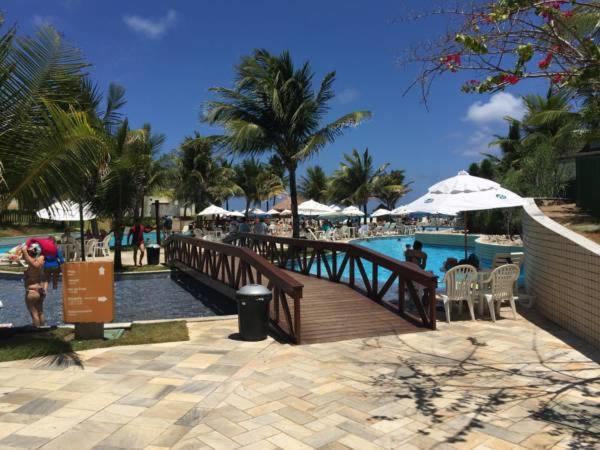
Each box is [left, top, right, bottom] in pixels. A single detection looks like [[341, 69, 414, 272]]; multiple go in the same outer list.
[[0, 321, 189, 362]]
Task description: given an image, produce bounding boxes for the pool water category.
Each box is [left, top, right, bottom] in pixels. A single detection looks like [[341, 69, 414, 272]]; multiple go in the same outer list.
[[109, 232, 159, 248], [0, 271, 235, 327]]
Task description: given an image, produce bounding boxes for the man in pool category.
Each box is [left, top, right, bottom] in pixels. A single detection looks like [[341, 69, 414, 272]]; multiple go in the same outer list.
[[19, 243, 46, 327], [405, 240, 428, 269], [128, 219, 153, 267]]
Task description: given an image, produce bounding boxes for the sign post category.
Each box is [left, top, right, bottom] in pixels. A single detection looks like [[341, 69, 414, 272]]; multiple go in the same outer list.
[[62, 261, 114, 339]]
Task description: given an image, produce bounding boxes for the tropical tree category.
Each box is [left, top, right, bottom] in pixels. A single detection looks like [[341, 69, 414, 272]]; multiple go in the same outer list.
[[372, 169, 411, 210], [234, 159, 284, 215], [299, 166, 329, 203], [205, 49, 371, 237], [329, 148, 388, 222], [0, 20, 103, 211], [403, 1, 600, 100], [174, 133, 239, 214]]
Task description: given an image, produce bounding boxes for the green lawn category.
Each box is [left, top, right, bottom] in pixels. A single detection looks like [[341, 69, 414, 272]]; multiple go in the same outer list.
[[0, 321, 189, 362]]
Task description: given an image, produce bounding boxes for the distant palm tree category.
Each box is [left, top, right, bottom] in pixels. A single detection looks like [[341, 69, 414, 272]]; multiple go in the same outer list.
[[299, 166, 329, 203], [373, 169, 411, 210], [329, 148, 388, 222], [234, 159, 284, 215], [205, 49, 371, 237], [0, 21, 103, 210]]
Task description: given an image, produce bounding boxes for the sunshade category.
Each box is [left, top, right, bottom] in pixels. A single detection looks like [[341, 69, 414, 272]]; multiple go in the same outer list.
[[298, 199, 333, 216], [228, 210, 245, 217], [36, 201, 96, 221], [371, 208, 391, 218], [248, 207, 267, 216], [197, 205, 230, 216], [341, 205, 365, 217], [391, 205, 409, 216], [266, 209, 280, 215]]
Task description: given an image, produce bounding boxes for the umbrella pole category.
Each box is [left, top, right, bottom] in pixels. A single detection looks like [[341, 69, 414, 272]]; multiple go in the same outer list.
[[79, 202, 85, 262], [464, 211, 468, 260]]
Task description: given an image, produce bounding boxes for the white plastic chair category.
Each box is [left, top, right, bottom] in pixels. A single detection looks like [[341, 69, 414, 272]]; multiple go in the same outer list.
[[96, 233, 112, 257], [482, 264, 520, 322], [84, 239, 98, 260], [438, 264, 477, 323]]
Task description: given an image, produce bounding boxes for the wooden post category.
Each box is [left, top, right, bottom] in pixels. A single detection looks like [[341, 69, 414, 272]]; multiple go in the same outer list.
[[464, 211, 468, 260], [155, 200, 161, 246], [79, 202, 85, 261]]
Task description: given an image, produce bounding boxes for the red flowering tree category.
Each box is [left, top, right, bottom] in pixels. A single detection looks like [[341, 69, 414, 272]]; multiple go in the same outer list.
[[403, 1, 600, 100]]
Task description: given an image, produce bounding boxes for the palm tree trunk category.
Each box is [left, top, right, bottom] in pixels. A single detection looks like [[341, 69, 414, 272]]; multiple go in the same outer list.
[[113, 223, 124, 271], [363, 203, 368, 224], [289, 166, 300, 238]]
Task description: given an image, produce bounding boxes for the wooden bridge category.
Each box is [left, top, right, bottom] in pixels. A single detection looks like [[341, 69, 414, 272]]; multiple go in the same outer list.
[[164, 233, 438, 344]]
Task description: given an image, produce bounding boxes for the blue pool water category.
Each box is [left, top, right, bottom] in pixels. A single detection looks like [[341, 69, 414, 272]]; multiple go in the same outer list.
[[109, 232, 159, 248], [0, 272, 235, 327]]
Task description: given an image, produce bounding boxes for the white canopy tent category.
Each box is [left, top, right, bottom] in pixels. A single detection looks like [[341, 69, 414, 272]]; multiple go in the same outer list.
[[404, 171, 526, 257], [371, 208, 392, 218], [197, 205, 231, 216]]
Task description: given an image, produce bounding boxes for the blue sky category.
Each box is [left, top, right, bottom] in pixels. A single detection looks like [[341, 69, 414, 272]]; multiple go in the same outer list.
[[3, 0, 545, 209]]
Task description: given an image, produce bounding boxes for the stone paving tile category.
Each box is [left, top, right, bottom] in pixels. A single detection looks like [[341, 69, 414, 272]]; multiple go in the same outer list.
[[0, 311, 598, 449]]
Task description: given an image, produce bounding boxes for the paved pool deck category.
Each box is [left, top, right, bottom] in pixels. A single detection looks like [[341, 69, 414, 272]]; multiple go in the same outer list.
[[0, 309, 598, 449]]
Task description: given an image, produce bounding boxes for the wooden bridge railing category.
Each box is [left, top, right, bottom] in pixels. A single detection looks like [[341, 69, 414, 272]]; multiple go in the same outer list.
[[164, 235, 304, 343], [225, 233, 438, 330]]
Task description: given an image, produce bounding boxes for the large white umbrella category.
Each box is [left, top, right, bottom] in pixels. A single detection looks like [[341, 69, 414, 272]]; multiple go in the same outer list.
[[341, 205, 365, 217], [328, 204, 342, 212], [197, 204, 230, 216], [371, 208, 392, 218], [228, 210, 245, 218], [248, 207, 267, 216], [298, 199, 333, 216], [266, 209, 280, 216], [36, 200, 96, 221], [405, 170, 526, 257], [391, 205, 409, 216], [279, 209, 292, 216]]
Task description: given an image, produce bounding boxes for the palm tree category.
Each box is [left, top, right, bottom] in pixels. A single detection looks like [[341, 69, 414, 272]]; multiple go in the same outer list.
[[234, 159, 284, 215], [372, 169, 411, 210], [0, 21, 103, 211], [299, 166, 329, 203], [329, 148, 387, 222], [205, 49, 371, 237], [175, 133, 237, 213]]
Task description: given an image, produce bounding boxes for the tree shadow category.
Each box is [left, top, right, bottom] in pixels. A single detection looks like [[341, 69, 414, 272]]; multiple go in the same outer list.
[[359, 320, 600, 449]]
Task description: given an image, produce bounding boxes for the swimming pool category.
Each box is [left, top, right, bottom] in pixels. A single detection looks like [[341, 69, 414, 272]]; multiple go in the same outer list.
[[0, 271, 235, 327]]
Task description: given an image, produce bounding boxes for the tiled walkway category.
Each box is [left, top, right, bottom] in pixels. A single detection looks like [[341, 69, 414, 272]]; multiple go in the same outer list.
[[0, 310, 598, 449]]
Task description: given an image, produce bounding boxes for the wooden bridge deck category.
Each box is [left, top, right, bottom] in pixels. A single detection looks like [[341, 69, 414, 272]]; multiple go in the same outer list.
[[288, 271, 424, 344]]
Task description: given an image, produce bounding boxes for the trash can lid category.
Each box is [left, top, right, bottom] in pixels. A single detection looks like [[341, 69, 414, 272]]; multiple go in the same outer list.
[[236, 284, 271, 296], [147, 244, 161, 248]]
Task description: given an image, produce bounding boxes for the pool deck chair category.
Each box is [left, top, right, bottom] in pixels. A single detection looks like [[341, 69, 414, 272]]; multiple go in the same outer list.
[[438, 264, 477, 323], [481, 264, 520, 322]]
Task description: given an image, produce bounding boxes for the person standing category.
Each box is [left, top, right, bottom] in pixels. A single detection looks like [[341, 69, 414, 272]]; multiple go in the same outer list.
[[19, 243, 46, 327], [128, 219, 152, 267], [43, 236, 64, 290]]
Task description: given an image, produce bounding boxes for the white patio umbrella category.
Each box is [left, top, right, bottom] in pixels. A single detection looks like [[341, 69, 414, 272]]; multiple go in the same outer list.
[[228, 210, 245, 218], [248, 207, 267, 216], [279, 209, 292, 216], [341, 205, 365, 217], [328, 204, 342, 212], [298, 199, 333, 216], [371, 208, 392, 218], [391, 205, 409, 216], [266, 209, 280, 215], [404, 170, 526, 258], [37, 200, 96, 260], [197, 204, 230, 216], [36, 200, 96, 221]]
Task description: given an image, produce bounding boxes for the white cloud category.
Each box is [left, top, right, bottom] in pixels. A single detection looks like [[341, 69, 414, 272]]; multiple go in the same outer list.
[[337, 87, 360, 105], [466, 92, 525, 124], [459, 126, 499, 157], [123, 10, 178, 39], [32, 15, 58, 27]]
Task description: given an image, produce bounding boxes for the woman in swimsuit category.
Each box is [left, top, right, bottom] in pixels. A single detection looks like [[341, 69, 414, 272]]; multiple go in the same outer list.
[[19, 243, 47, 327]]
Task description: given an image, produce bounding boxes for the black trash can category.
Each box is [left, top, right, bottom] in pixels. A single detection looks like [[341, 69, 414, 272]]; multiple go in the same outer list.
[[235, 284, 272, 341], [146, 244, 161, 265]]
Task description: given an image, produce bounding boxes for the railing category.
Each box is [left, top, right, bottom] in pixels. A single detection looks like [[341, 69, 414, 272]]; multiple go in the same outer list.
[[164, 235, 304, 343], [226, 233, 438, 330]]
